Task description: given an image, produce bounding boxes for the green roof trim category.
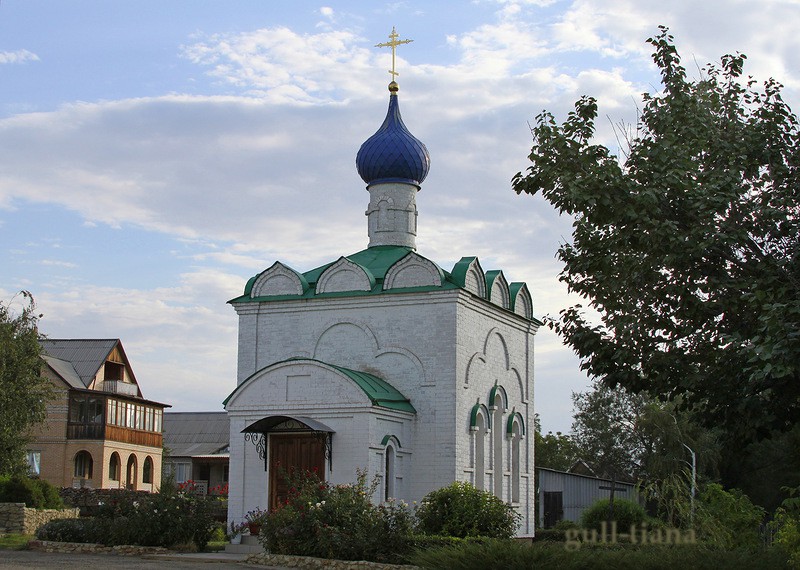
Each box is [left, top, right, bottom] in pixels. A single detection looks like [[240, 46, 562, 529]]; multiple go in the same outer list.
[[484, 270, 504, 299], [243, 261, 310, 298], [223, 358, 415, 413], [506, 411, 525, 436], [380, 434, 402, 447], [509, 282, 532, 318], [305, 246, 412, 284], [326, 362, 416, 413], [450, 256, 479, 288], [469, 401, 491, 430], [489, 384, 507, 409], [469, 401, 481, 430], [229, 245, 539, 324]]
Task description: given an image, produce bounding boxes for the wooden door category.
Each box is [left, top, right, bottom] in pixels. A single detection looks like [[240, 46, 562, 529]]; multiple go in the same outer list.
[[269, 433, 325, 510]]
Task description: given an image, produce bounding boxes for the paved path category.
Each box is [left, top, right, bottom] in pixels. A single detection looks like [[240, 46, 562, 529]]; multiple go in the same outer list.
[[0, 550, 289, 569]]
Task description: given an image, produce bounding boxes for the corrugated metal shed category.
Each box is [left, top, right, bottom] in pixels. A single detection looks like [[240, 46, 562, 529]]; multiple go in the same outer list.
[[40, 339, 118, 387], [163, 412, 229, 458], [538, 467, 638, 527]]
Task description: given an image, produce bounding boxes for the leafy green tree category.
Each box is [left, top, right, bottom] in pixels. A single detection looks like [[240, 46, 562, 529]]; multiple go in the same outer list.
[[533, 414, 580, 471], [0, 292, 51, 475], [512, 27, 800, 441], [571, 381, 720, 482]]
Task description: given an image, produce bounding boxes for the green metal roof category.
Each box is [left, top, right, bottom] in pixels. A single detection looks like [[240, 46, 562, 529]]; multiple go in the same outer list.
[[232, 245, 461, 303], [230, 245, 540, 325], [223, 358, 416, 413], [326, 362, 416, 413]]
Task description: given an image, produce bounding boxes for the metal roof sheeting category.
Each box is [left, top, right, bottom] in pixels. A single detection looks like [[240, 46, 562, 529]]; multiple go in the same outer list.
[[163, 412, 230, 458], [40, 339, 118, 387]]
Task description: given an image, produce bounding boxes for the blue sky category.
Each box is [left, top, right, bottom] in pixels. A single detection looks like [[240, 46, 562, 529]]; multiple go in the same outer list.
[[2, 0, 798, 433]]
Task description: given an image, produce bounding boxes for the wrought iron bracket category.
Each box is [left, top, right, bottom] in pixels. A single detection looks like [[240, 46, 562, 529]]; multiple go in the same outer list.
[[311, 431, 333, 471], [244, 432, 268, 470]]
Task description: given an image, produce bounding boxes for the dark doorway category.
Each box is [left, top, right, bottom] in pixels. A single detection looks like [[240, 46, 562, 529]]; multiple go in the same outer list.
[[543, 491, 563, 528]]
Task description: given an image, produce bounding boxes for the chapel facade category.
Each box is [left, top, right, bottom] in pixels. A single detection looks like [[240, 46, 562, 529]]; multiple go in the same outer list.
[[225, 57, 539, 535]]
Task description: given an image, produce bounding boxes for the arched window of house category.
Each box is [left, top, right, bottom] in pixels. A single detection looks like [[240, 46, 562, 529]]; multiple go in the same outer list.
[[126, 454, 138, 490], [475, 413, 486, 490], [492, 390, 507, 500], [143, 456, 154, 484], [511, 421, 522, 503], [384, 444, 395, 501], [109, 452, 120, 482], [74, 451, 93, 479]]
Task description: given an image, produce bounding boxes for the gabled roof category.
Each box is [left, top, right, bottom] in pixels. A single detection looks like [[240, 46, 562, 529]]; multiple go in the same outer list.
[[41, 354, 85, 389], [163, 412, 230, 458], [40, 339, 121, 388]]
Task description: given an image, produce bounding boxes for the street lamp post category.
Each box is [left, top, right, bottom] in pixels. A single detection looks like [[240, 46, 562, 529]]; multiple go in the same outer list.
[[682, 442, 696, 525]]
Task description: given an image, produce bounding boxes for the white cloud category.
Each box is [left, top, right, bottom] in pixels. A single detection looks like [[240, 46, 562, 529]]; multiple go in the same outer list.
[[0, 49, 39, 64], [27, 269, 243, 410], [4, 1, 797, 432], [181, 28, 375, 103], [40, 260, 78, 268]]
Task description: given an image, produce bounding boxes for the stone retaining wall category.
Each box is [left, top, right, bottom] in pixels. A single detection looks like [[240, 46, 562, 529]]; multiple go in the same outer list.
[[247, 553, 419, 570], [0, 503, 80, 535], [28, 540, 170, 556], [59, 487, 151, 516]]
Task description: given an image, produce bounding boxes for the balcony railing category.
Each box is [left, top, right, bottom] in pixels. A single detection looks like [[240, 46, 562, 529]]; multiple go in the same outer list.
[[102, 380, 139, 396], [106, 425, 162, 448], [67, 423, 105, 440], [67, 423, 162, 448]]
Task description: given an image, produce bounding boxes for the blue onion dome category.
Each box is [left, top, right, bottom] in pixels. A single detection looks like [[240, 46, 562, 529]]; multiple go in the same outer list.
[[356, 81, 430, 187]]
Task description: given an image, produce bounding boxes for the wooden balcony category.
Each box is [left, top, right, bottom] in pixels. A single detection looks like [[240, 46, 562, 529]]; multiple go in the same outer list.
[[67, 423, 162, 448], [105, 424, 162, 448], [67, 423, 105, 440]]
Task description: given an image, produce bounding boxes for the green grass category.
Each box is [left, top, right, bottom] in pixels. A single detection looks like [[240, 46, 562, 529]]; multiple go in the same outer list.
[[204, 540, 227, 552], [0, 533, 34, 550]]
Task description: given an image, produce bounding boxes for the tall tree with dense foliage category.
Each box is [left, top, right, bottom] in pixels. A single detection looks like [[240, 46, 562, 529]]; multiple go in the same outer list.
[[513, 27, 799, 440], [0, 292, 50, 475], [533, 414, 580, 471], [571, 381, 720, 482]]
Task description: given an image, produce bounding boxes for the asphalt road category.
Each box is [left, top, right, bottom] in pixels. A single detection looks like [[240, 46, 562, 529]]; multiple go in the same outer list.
[[0, 550, 286, 569]]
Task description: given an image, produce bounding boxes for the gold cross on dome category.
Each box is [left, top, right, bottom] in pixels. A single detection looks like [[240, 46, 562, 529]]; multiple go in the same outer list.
[[375, 26, 413, 80]]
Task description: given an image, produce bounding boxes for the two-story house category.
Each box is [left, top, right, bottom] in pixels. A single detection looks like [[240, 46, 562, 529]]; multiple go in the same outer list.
[[27, 339, 169, 491]]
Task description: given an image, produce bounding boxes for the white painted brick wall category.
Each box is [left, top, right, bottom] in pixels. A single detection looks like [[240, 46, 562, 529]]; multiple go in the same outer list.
[[229, 285, 537, 535]]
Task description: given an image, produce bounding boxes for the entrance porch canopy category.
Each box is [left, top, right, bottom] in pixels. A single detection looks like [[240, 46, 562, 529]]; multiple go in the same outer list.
[[241, 415, 335, 470], [242, 415, 336, 435]]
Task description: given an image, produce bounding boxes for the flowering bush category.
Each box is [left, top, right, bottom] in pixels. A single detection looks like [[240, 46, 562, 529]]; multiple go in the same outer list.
[[258, 469, 415, 563], [209, 482, 229, 497], [36, 484, 218, 550]]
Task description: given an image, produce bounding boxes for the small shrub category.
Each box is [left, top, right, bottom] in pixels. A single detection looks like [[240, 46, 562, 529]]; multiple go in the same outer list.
[[695, 483, 765, 549], [553, 519, 579, 531], [771, 485, 800, 567], [533, 528, 566, 542], [36, 518, 107, 543], [34, 479, 64, 509], [416, 482, 521, 539], [580, 498, 646, 532], [0, 475, 62, 509]]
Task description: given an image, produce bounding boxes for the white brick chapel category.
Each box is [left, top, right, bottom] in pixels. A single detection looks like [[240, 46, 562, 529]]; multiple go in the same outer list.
[[225, 38, 540, 535]]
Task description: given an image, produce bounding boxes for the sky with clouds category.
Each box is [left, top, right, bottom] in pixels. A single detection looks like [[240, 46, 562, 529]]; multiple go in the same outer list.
[[1, 0, 798, 434]]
